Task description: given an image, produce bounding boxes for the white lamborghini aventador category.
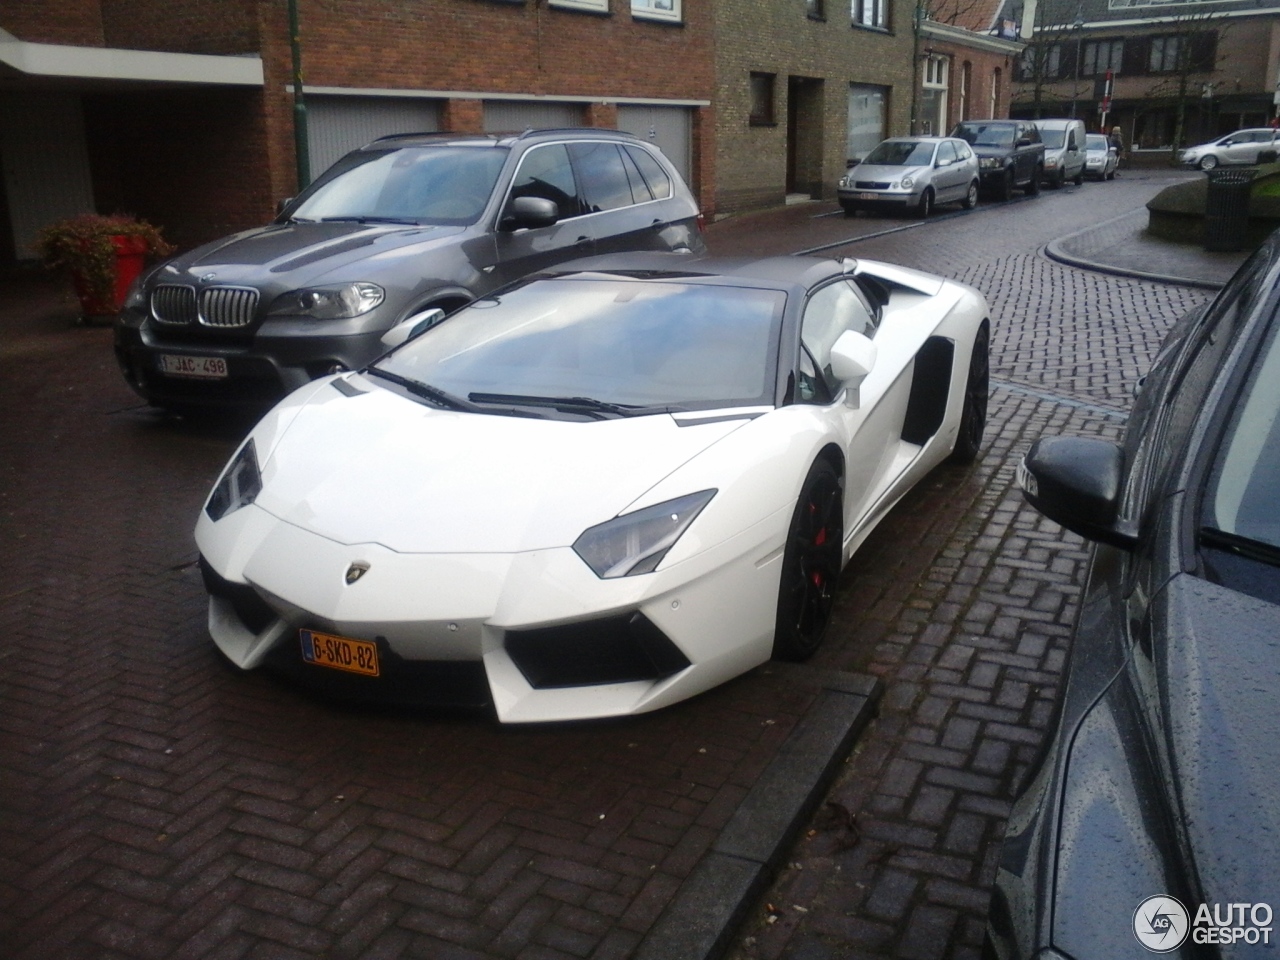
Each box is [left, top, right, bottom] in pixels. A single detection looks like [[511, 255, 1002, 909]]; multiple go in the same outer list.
[[195, 252, 990, 723]]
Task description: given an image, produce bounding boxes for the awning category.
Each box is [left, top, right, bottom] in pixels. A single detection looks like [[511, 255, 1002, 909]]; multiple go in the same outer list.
[[0, 28, 263, 92]]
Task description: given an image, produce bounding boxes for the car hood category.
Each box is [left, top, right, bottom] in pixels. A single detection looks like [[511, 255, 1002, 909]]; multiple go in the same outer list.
[[1162, 572, 1280, 911], [250, 377, 752, 554], [968, 144, 1020, 159], [851, 163, 927, 182], [156, 220, 467, 286]]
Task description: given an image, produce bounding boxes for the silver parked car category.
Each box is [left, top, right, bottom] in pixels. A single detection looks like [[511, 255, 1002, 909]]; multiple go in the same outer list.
[[1084, 133, 1118, 180], [115, 129, 705, 414], [838, 136, 979, 218], [1180, 127, 1279, 171]]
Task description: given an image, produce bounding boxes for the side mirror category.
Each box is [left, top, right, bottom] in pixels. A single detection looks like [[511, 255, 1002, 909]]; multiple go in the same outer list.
[[829, 330, 877, 409], [1017, 138, 1032, 147], [380, 307, 446, 348], [1018, 436, 1138, 550], [501, 196, 560, 231], [276, 198, 294, 217]]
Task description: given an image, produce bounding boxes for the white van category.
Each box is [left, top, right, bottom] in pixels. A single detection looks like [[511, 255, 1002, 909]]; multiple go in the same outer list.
[[1035, 118, 1087, 187]]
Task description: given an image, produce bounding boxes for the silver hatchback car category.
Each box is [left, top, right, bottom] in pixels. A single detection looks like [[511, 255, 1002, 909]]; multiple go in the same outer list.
[[838, 136, 980, 218]]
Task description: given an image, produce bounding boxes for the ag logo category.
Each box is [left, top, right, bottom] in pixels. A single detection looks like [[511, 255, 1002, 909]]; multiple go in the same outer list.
[[1134, 895, 1190, 952]]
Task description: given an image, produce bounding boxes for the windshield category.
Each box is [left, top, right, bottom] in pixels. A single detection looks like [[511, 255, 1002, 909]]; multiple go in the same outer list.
[[1040, 129, 1065, 149], [1086, 134, 1109, 151], [1204, 321, 1280, 552], [289, 146, 509, 226], [374, 277, 786, 414], [953, 123, 1014, 148], [864, 140, 936, 166]]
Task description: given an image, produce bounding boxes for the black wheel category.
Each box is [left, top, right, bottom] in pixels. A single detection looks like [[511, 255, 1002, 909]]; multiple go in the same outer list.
[[998, 169, 1014, 201], [1073, 168, 1085, 186], [841, 201, 859, 217], [1024, 168, 1041, 196], [949, 321, 990, 464], [916, 188, 933, 218], [1199, 155, 1219, 171], [1049, 168, 1063, 189], [962, 180, 979, 210], [773, 459, 843, 662]]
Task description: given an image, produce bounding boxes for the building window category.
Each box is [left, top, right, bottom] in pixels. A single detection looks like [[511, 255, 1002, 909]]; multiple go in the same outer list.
[[852, 0, 887, 29], [807, 0, 826, 19], [1148, 35, 1182, 72], [989, 67, 1001, 119], [551, 0, 609, 9], [750, 72, 776, 125], [1082, 39, 1123, 76], [1021, 43, 1062, 81], [959, 61, 971, 121], [631, 0, 680, 22], [920, 55, 949, 136]]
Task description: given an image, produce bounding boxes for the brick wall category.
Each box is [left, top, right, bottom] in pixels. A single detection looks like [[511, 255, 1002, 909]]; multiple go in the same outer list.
[[713, 0, 917, 215], [99, 0, 259, 54], [0, 0, 104, 45]]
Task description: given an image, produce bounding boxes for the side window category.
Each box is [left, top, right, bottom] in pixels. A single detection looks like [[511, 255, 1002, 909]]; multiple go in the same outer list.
[[619, 147, 654, 203], [626, 145, 673, 200], [937, 141, 957, 164], [798, 280, 877, 402], [507, 144, 584, 219], [568, 141, 635, 212]]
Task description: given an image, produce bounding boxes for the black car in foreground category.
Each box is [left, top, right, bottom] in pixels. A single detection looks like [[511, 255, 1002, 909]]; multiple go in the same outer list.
[[987, 231, 1280, 959], [114, 128, 704, 414]]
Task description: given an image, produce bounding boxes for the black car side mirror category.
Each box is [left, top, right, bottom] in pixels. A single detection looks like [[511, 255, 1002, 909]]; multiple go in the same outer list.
[[501, 196, 560, 232], [1018, 436, 1138, 551]]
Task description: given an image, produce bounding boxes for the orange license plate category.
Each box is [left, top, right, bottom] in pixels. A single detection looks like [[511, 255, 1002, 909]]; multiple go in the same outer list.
[[300, 629, 380, 677]]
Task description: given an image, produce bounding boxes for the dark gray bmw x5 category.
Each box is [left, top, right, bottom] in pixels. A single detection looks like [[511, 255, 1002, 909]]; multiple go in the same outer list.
[[115, 128, 705, 413]]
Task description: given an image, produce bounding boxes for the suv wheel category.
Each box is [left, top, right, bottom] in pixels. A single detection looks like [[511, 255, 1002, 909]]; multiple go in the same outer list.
[[1025, 167, 1041, 196], [999, 170, 1014, 201]]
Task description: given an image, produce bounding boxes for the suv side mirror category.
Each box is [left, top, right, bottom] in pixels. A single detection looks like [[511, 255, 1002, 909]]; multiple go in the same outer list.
[[1018, 436, 1138, 550], [276, 198, 295, 217], [1017, 138, 1032, 148], [501, 196, 560, 231]]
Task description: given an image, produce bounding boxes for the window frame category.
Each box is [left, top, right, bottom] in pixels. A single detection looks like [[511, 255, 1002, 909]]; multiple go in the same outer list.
[[852, 0, 888, 30], [549, 0, 610, 11], [750, 72, 777, 126], [631, 0, 681, 23]]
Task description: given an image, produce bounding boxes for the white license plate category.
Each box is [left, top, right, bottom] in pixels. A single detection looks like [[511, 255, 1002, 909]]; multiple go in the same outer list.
[[159, 355, 228, 379], [856, 193, 880, 201]]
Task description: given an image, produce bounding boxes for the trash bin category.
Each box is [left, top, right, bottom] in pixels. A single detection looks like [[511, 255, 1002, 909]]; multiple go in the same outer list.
[[1204, 167, 1256, 253]]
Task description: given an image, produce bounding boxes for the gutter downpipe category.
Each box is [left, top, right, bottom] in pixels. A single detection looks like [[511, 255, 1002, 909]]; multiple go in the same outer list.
[[288, 0, 310, 191]]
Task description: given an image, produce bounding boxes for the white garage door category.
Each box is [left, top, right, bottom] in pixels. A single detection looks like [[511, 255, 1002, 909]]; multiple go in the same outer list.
[[617, 105, 692, 186], [306, 96, 441, 180], [482, 101, 584, 134]]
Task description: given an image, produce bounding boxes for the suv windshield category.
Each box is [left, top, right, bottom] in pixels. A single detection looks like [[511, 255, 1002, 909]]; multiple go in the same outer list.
[[375, 277, 785, 414], [290, 146, 509, 226], [864, 141, 936, 166], [953, 123, 1014, 148]]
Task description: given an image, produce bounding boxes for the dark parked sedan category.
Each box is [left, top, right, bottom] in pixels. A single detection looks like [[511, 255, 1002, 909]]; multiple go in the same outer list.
[[114, 129, 704, 414], [987, 231, 1280, 958]]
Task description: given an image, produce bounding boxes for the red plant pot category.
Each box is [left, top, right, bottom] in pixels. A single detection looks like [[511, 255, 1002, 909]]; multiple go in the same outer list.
[[72, 234, 149, 319]]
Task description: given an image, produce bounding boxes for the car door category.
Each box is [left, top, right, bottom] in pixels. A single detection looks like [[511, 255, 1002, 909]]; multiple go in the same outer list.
[[491, 143, 595, 286], [568, 140, 661, 257], [933, 140, 962, 202], [797, 279, 917, 532]]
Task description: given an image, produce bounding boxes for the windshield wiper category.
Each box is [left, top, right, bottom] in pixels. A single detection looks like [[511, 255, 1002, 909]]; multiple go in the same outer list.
[[1200, 526, 1280, 569], [468, 392, 656, 419], [320, 215, 420, 225], [366, 367, 476, 411]]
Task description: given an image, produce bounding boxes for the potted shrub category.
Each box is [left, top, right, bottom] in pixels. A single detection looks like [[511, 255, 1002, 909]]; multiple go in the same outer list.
[[35, 213, 174, 322]]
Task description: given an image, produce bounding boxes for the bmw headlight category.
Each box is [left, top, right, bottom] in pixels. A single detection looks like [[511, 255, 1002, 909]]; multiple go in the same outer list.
[[206, 439, 262, 521], [979, 157, 999, 170], [573, 490, 716, 579], [268, 282, 385, 320]]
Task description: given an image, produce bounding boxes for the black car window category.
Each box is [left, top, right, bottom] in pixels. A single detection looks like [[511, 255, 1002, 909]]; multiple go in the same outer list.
[[569, 142, 635, 212], [619, 147, 654, 203], [798, 279, 877, 401], [507, 144, 584, 219], [626, 146, 672, 200], [1123, 246, 1274, 524]]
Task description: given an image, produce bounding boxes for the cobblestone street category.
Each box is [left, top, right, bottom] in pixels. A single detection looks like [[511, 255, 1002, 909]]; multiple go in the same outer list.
[[0, 172, 1220, 960]]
